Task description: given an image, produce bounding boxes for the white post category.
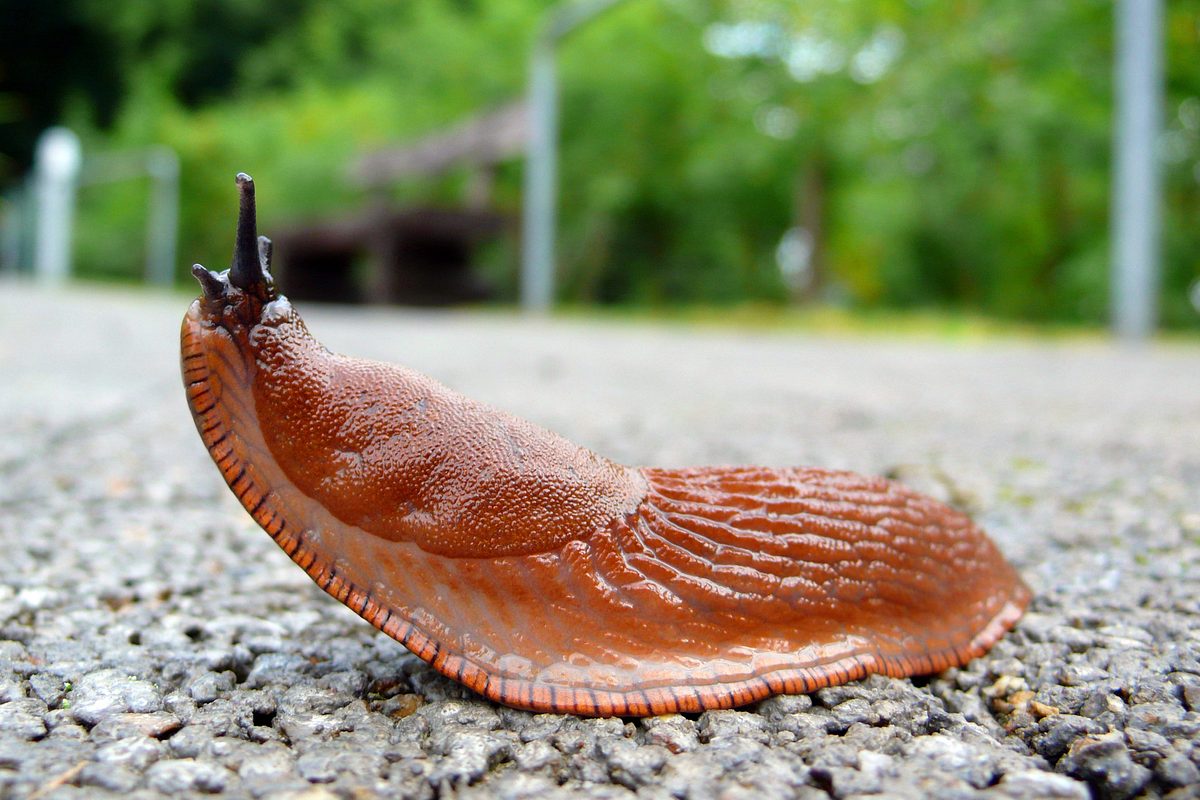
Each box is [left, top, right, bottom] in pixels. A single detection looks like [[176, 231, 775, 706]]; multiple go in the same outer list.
[[1111, 0, 1163, 340], [145, 147, 180, 287], [521, 42, 559, 312], [33, 127, 82, 286], [520, 0, 627, 313], [0, 191, 24, 275]]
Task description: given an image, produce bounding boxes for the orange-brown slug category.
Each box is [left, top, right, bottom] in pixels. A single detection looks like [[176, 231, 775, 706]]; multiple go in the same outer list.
[[181, 174, 1030, 716]]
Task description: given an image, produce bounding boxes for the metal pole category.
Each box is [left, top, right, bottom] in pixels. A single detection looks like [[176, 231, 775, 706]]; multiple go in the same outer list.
[[0, 190, 23, 275], [1111, 0, 1163, 340], [521, 42, 558, 312], [145, 147, 180, 287], [520, 0, 628, 313], [33, 127, 82, 285]]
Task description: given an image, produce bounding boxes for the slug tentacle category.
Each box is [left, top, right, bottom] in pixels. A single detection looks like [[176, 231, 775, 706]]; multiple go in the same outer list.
[[180, 173, 1031, 716], [192, 264, 226, 304], [258, 235, 274, 276], [229, 173, 274, 300]]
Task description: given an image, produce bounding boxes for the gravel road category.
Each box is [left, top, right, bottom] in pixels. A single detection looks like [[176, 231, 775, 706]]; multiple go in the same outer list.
[[1, 281, 1198, 800]]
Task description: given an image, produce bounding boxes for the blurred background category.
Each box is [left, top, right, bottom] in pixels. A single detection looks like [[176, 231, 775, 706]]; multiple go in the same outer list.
[[1, 0, 1198, 333]]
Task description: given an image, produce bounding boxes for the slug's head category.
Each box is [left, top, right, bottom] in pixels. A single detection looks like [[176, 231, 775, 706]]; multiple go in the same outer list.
[[191, 173, 279, 325]]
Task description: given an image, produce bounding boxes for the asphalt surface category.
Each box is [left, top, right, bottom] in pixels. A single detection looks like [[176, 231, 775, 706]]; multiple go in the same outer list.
[[1, 280, 1198, 800]]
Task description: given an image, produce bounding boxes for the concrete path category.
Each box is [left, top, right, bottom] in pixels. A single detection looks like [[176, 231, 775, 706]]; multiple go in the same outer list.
[[1, 281, 1198, 799]]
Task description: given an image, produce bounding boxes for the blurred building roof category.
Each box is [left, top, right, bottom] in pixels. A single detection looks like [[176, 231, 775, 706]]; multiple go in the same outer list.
[[349, 102, 527, 187]]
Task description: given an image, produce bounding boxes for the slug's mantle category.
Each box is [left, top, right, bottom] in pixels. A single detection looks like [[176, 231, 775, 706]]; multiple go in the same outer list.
[[181, 174, 1031, 716]]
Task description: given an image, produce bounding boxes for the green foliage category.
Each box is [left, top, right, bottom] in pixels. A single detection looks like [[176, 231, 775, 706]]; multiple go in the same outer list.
[[9, 0, 1200, 327]]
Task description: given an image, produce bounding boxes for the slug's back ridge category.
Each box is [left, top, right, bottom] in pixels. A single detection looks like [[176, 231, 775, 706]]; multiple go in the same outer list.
[[182, 174, 1030, 716]]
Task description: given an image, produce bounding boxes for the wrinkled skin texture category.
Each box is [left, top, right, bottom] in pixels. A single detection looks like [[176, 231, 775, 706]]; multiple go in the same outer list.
[[247, 301, 645, 559], [181, 176, 1030, 715]]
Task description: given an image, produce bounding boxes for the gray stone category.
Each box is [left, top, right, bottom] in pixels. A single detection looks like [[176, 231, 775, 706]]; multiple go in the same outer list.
[[1125, 725, 1171, 758], [145, 758, 231, 793], [427, 727, 513, 785], [186, 671, 235, 705], [513, 739, 561, 772], [657, 751, 726, 799], [0, 698, 48, 740], [597, 737, 668, 788], [987, 770, 1089, 799], [243, 654, 309, 689], [903, 734, 997, 789], [166, 724, 216, 759], [27, 673, 66, 706], [488, 772, 561, 800], [315, 669, 366, 697], [295, 743, 387, 784], [1126, 701, 1186, 730], [514, 713, 566, 743], [258, 788, 341, 800], [0, 675, 24, 703], [829, 697, 879, 728], [1159, 716, 1200, 739], [186, 698, 251, 739], [639, 714, 698, 753], [94, 735, 165, 770], [89, 712, 181, 742], [42, 712, 87, 741], [1128, 678, 1178, 705], [697, 709, 769, 742], [79, 762, 141, 793], [238, 747, 296, 785], [417, 698, 503, 730], [275, 710, 346, 742], [1031, 714, 1106, 761], [1158, 752, 1200, 788], [771, 707, 838, 739], [755, 693, 813, 719], [707, 735, 769, 771], [1079, 690, 1125, 719], [70, 669, 162, 727], [1059, 733, 1153, 800]]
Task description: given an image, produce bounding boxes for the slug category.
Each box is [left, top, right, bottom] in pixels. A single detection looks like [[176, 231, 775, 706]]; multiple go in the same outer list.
[[182, 174, 1030, 716]]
